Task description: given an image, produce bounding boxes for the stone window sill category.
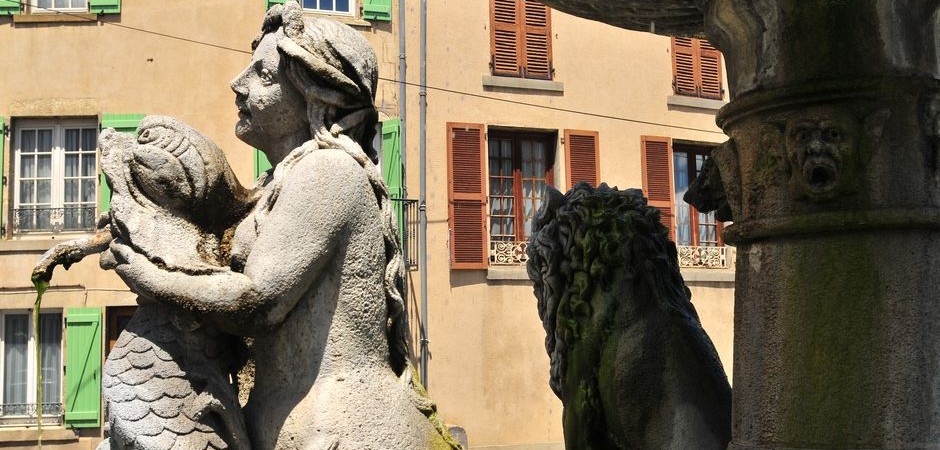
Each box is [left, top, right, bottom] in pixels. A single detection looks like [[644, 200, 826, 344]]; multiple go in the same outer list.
[[486, 265, 530, 281], [666, 95, 728, 111], [301, 11, 372, 28], [0, 237, 78, 255], [482, 75, 564, 93], [13, 13, 98, 23], [0, 426, 79, 443], [680, 267, 735, 283]]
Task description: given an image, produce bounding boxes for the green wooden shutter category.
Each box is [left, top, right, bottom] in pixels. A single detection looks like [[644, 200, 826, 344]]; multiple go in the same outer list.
[[381, 118, 403, 240], [88, 0, 120, 14], [254, 149, 272, 179], [0, 0, 20, 15], [0, 118, 5, 234], [64, 307, 102, 429], [100, 113, 144, 213], [363, 0, 392, 21], [266, 0, 286, 8]]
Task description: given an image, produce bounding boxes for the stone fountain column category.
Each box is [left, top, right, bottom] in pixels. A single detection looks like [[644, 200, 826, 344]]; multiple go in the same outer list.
[[705, 2, 940, 448], [540, 0, 940, 448]]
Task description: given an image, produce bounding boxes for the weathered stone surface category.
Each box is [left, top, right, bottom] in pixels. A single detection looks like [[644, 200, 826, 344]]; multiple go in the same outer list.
[[527, 183, 732, 450]]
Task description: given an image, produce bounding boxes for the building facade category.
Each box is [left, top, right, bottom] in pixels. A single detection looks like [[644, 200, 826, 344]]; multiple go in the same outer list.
[[0, 0, 732, 449]]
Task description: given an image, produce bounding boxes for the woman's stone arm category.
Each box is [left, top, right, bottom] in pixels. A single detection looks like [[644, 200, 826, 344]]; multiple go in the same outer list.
[[107, 149, 362, 334]]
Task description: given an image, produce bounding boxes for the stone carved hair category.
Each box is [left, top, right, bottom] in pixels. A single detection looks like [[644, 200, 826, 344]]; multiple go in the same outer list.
[[526, 183, 697, 398], [255, 2, 410, 375]]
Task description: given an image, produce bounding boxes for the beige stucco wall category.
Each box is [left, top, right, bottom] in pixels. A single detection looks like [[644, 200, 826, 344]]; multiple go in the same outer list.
[[400, 3, 736, 448]]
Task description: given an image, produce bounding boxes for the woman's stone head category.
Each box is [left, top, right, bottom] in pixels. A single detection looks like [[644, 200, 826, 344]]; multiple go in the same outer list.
[[232, 0, 379, 162]]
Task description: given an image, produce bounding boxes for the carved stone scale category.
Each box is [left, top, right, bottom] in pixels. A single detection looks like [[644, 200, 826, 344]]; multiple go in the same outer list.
[[538, 1, 940, 448]]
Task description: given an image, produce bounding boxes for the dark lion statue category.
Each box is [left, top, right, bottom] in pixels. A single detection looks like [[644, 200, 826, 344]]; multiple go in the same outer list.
[[526, 183, 732, 450]]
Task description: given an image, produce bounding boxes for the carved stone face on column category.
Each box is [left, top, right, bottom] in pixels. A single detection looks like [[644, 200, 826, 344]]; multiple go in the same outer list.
[[781, 109, 858, 201]]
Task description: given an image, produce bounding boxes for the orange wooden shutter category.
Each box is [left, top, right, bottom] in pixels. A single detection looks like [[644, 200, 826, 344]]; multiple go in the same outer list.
[[565, 130, 599, 188], [698, 39, 723, 100], [491, 0, 522, 77], [448, 123, 488, 269], [521, 1, 552, 79], [641, 136, 676, 241], [672, 37, 697, 97]]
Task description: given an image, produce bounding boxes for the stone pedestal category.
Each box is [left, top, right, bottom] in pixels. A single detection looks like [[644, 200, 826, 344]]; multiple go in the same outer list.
[[539, 0, 940, 448]]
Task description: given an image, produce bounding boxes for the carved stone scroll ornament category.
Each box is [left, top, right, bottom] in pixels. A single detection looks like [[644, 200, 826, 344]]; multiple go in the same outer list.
[[527, 183, 732, 450]]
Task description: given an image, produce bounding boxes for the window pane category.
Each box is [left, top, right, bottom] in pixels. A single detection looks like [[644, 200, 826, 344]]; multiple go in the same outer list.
[[65, 129, 80, 152], [37, 0, 52, 9], [81, 179, 96, 203], [335, 0, 349, 11], [37, 155, 52, 177], [82, 154, 96, 177], [37, 130, 53, 152], [65, 154, 79, 177], [81, 129, 96, 152], [21, 156, 35, 178], [19, 180, 34, 204], [64, 180, 79, 203], [39, 313, 62, 404], [4, 315, 29, 409], [54, 0, 68, 8], [73, 0, 86, 7], [21, 130, 36, 154], [321, 0, 333, 10], [674, 152, 692, 246], [37, 180, 52, 204]]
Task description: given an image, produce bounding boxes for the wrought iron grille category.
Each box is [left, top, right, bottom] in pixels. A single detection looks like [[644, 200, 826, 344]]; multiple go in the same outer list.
[[390, 198, 418, 270], [489, 240, 529, 266], [0, 403, 64, 426], [13, 207, 97, 233], [677, 245, 729, 269]]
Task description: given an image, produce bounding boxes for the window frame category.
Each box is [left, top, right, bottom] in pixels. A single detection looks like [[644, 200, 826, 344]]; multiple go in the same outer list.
[[28, 0, 88, 14], [12, 118, 99, 235], [672, 143, 723, 247], [300, 0, 356, 16], [486, 129, 555, 264], [0, 309, 64, 424]]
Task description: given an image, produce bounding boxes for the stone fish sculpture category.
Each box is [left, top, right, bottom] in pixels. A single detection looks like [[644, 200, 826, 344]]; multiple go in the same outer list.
[[34, 116, 254, 450], [526, 183, 732, 450]]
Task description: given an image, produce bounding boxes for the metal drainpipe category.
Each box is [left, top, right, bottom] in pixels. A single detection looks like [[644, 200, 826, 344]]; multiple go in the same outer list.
[[397, 0, 407, 196], [418, 0, 429, 389]]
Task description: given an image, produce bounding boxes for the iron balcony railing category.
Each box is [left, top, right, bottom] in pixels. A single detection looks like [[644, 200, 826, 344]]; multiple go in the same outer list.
[[490, 240, 529, 266], [13, 206, 97, 234], [0, 403, 64, 426], [676, 245, 730, 269], [390, 198, 418, 270]]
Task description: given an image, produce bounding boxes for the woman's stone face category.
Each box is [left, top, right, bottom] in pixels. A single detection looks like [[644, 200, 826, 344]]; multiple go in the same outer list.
[[231, 30, 308, 149]]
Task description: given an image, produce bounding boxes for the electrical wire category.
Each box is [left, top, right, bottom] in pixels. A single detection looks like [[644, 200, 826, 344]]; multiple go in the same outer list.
[[10, 0, 726, 135]]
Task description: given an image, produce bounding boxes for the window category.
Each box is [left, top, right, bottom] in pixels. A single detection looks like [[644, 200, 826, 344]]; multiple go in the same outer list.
[[1, 311, 63, 425], [490, 0, 553, 80], [642, 136, 728, 269], [12, 119, 98, 234], [30, 0, 87, 12], [448, 123, 598, 269], [106, 306, 136, 355], [302, 0, 354, 15], [673, 144, 722, 247], [487, 131, 554, 253], [671, 37, 724, 100]]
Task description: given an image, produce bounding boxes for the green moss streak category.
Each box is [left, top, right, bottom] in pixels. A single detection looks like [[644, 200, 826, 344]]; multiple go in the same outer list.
[[31, 276, 48, 449]]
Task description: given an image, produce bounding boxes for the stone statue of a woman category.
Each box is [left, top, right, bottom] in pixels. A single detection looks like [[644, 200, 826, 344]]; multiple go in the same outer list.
[[101, 2, 458, 448]]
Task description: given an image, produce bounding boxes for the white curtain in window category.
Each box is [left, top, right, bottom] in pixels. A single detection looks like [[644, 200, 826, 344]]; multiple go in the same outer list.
[[39, 313, 62, 410], [3, 315, 29, 415]]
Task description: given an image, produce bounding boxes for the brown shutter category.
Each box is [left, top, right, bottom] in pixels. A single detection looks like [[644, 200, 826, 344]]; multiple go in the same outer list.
[[491, 0, 522, 77], [565, 130, 599, 188], [698, 39, 723, 100], [672, 37, 697, 97], [448, 123, 488, 269], [641, 136, 676, 241], [521, 1, 552, 80]]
